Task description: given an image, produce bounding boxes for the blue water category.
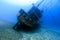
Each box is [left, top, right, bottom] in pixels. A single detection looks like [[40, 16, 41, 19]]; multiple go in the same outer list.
[[0, 0, 60, 33]]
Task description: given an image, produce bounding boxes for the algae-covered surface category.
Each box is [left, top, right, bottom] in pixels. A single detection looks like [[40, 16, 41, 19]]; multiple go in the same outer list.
[[0, 20, 60, 40]]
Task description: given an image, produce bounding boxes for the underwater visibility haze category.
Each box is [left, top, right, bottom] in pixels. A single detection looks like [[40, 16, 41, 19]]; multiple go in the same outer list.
[[0, 0, 60, 40]]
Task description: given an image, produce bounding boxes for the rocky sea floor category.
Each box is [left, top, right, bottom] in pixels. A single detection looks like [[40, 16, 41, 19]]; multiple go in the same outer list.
[[0, 20, 60, 40]]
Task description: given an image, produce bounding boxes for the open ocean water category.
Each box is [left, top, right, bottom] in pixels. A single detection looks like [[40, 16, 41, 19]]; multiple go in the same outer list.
[[0, 0, 60, 40]]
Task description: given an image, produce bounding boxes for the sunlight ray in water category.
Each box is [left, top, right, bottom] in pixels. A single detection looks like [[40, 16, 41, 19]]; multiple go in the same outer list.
[[2, 0, 39, 6]]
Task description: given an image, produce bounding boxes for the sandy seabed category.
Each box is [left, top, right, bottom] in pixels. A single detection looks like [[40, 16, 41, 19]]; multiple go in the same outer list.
[[0, 20, 60, 40]]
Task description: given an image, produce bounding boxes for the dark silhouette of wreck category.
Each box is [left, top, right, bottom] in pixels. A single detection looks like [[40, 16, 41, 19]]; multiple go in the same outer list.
[[13, 0, 44, 32]]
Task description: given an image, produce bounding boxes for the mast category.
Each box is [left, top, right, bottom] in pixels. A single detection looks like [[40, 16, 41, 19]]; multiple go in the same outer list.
[[37, 0, 44, 7], [32, 0, 44, 7], [29, 0, 44, 21]]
